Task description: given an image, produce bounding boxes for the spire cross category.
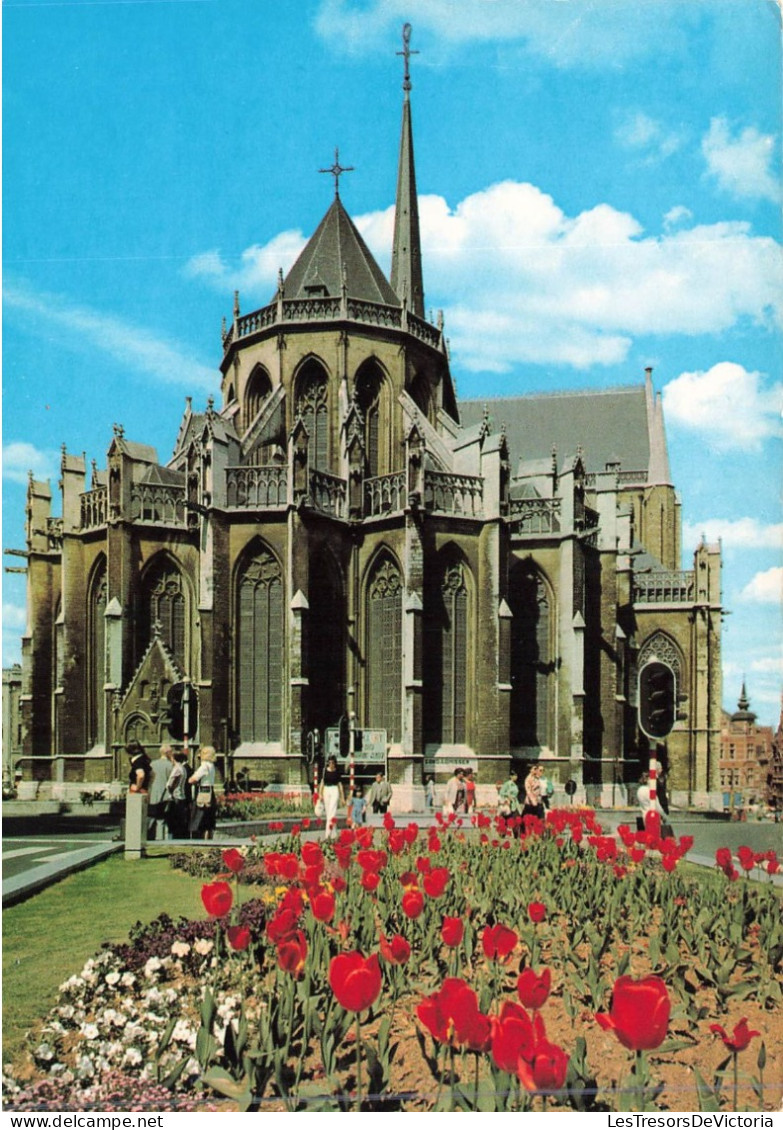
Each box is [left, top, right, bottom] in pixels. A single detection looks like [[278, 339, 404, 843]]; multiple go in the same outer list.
[[319, 147, 354, 197], [396, 23, 419, 93]]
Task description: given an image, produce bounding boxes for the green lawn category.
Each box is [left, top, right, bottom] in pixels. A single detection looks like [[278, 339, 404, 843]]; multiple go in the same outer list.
[[3, 854, 207, 1065]]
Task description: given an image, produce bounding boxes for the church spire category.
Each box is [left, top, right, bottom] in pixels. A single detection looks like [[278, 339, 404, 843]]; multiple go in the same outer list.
[[391, 23, 425, 319]]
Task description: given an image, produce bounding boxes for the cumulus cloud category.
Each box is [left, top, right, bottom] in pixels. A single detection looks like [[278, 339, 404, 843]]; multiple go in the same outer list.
[[751, 656, 783, 676], [187, 181, 782, 372], [3, 283, 216, 390], [739, 567, 782, 604], [614, 112, 684, 163], [313, 0, 697, 69], [3, 442, 60, 485], [702, 117, 779, 203], [681, 518, 783, 551], [663, 205, 693, 232], [663, 362, 782, 452]]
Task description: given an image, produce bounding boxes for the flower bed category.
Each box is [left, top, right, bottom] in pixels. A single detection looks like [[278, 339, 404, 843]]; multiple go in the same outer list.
[[4, 809, 781, 1112], [216, 792, 313, 821]]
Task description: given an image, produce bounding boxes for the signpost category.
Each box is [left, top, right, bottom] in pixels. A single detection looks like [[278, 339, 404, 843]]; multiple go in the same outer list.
[[638, 659, 676, 823]]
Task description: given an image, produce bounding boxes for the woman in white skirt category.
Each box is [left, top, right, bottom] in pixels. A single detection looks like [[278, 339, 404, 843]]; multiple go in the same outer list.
[[319, 755, 345, 840]]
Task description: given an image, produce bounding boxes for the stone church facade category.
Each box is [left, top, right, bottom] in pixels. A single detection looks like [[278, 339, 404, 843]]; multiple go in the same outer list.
[[16, 48, 723, 807]]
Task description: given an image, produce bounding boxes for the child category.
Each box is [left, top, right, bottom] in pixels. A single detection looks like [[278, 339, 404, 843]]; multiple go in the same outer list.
[[350, 786, 367, 826]]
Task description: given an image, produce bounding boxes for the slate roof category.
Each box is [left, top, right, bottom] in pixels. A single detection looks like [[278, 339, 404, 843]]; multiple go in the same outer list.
[[459, 386, 650, 475], [283, 197, 400, 306]]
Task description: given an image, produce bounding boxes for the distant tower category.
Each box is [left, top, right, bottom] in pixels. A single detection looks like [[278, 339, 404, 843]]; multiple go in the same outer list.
[[391, 23, 425, 318]]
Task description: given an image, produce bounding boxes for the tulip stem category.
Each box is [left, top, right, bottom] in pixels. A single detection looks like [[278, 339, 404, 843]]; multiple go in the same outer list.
[[732, 1051, 738, 1112], [355, 1013, 363, 1112]]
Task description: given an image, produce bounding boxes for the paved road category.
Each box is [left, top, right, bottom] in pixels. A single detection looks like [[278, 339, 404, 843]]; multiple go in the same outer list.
[[2, 836, 122, 905]]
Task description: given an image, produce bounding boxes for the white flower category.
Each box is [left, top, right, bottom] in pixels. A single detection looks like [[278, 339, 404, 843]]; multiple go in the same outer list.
[[121, 972, 136, 988], [171, 941, 191, 957], [123, 1024, 147, 1044], [81, 1023, 100, 1040], [193, 938, 214, 955], [105, 971, 121, 986], [57, 1005, 76, 1021], [122, 1047, 143, 1067], [171, 1019, 197, 1048], [34, 1044, 55, 1062], [76, 1055, 95, 1079], [143, 956, 163, 979]]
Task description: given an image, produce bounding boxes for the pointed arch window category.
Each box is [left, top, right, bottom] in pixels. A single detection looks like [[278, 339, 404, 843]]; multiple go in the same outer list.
[[425, 556, 470, 745], [236, 547, 283, 742], [509, 565, 553, 750], [139, 559, 186, 669], [296, 361, 329, 471], [366, 556, 402, 742], [244, 365, 272, 433], [87, 560, 107, 746], [356, 364, 383, 477]]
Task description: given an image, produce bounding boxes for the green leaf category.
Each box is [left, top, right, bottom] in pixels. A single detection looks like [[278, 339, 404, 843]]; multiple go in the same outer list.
[[160, 1055, 190, 1090], [156, 1014, 177, 1056], [693, 1069, 720, 1112], [202, 1067, 254, 1104], [200, 987, 216, 1030], [758, 1041, 767, 1071]]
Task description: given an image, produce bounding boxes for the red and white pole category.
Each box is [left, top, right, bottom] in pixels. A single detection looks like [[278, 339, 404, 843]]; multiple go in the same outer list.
[[348, 712, 356, 798]]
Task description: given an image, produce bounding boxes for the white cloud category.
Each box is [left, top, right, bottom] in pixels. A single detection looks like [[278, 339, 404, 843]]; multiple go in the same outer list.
[[3, 442, 60, 485], [3, 603, 27, 630], [3, 283, 216, 390], [681, 518, 783, 551], [663, 205, 692, 233], [751, 656, 783, 676], [702, 117, 779, 203], [313, 0, 697, 69], [188, 181, 782, 372], [614, 112, 684, 163], [739, 567, 783, 604], [663, 362, 782, 452]]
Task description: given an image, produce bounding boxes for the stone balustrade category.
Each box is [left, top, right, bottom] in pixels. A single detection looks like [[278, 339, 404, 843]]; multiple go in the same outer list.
[[226, 465, 288, 509], [129, 482, 187, 527], [365, 472, 406, 517], [508, 497, 561, 535], [423, 470, 483, 517], [309, 469, 347, 518], [633, 571, 695, 604], [80, 487, 107, 529]]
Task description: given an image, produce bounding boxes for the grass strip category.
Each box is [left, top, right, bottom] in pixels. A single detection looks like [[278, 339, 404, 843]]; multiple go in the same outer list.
[[3, 854, 207, 1065]]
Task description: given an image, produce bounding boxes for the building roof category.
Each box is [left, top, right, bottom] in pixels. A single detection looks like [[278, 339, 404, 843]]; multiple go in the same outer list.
[[283, 196, 400, 307], [390, 57, 424, 317], [460, 385, 651, 474]]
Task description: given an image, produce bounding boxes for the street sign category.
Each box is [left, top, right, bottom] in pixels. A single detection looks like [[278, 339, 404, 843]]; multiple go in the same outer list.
[[325, 728, 387, 763]]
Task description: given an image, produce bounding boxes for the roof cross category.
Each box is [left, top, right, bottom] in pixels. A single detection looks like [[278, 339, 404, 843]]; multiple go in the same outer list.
[[396, 23, 419, 93], [319, 147, 354, 197]]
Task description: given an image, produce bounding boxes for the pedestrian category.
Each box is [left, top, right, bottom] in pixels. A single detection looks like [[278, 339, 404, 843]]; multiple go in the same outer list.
[[188, 746, 218, 840], [464, 767, 477, 815], [498, 769, 520, 818], [425, 774, 435, 811], [318, 755, 345, 840], [541, 772, 555, 810], [350, 785, 367, 826], [367, 771, 393, 815], [522, 764, 545, 820], [126, 740, 151, 794], [443, 767, 465, 816], [165, 749, 190, 839], [147, 744, 173, 840]]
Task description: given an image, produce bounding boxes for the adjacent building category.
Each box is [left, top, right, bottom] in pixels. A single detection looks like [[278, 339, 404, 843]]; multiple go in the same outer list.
[[12, 38, 723, 806], [718, 682, 775, 807]]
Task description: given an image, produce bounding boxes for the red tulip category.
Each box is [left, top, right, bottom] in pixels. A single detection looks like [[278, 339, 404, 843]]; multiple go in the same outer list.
[[423, 866, 451, 899], [709, 1018, 760, 1052], [482, 923, 518, 962], [277, 930, 308, 977], [441, 916, 464, 948], [715, 847, 733, 870], [402, 889, 425, 919], [379, 933, 411, 965], [222, 848, 245, 874], [518, 1036, 569, 1093], [491, 1001, 534, 1073], [279, 853, 300, 880], [227, 925, 251, 951], [387, 829, 406, 854], [356, 849, 388, 873], [301, 841, 324, 867], [418, 978, 491, 1051], [737, 846, 756, 872], [595, 975, 670, 1051], [310, 889, 336, 922], [334, 844, 353, 870], [201, 881, 233, 918], [360, 870, 381, 893], [517, 967, 551, 1010], [266, 907, 299, 943], [527, 902, 547, 924], [661, 855, 677, 873], [329, 951, 382, 1013]]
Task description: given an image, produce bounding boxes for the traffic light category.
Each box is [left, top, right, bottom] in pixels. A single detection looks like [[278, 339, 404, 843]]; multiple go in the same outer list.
[[638, 661, 676, 740], [338, 714, 350, 758], [166, 682, 198, 741]]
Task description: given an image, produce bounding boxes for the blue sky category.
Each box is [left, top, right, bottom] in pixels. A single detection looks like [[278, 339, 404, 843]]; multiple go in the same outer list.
[[3, 0, 781, 722]]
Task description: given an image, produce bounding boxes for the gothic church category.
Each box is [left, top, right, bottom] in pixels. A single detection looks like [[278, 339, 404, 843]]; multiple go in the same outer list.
[[17, 33, 723, 807]]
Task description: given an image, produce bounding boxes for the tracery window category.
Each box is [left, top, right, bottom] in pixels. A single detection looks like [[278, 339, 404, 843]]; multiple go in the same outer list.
[[87, 559, 107, 745], [236, 546, 283, 742], [296, 361, 329, 471], [509, 564, 553, 750], [366, 556, 402, 742], [244, 365, 272, 433], [308, 549, 345, 735], [139, 558, 186, 669], [424, 559, 470, 745], [355, 364, 383, 477]]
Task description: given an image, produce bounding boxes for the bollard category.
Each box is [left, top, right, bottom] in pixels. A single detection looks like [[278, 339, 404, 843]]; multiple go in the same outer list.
[[124, 792, 149, 860]]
